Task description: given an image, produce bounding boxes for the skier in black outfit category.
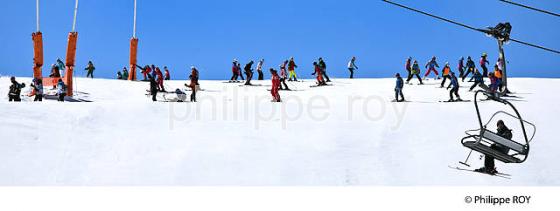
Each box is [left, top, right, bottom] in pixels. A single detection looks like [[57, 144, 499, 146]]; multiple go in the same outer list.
[[148, 75, 158, 102], [8, 77, 25, 102], [237, 62, 245, 80], [244, 61, 254, 85], [318, 58, 331, 82], [394, 73, 405, 102], [476, 120, 513, 175]]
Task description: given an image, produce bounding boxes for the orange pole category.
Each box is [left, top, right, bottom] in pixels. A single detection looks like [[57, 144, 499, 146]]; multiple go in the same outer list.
[[32, 32, 44, 79], [64, 32, 78, 96], [129, 37, 138, 81]]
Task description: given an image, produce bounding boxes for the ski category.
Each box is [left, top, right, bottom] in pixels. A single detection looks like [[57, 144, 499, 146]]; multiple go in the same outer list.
[[439, 100, 472, 103], [310, 84, 333, 88], [448, 165, 511, 179]]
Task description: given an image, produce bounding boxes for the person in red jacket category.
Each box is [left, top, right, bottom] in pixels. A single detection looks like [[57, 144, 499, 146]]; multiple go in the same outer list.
[[136, 65, 152, 81], [164, 66, 171, 80], [229, 60, 240, 82], [155, 67, 165, 92], [186, 66, 199, 102], [270, 68, 281, 102], [312, 62, 326, 86]]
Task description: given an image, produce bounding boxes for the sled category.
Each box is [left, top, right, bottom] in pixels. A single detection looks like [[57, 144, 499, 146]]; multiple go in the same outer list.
[[458, 90, 536, 166]]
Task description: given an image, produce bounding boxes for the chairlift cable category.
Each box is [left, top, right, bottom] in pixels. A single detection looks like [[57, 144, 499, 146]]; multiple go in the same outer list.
[[382, 0, 560, 55], [498, 0, 560, 18]]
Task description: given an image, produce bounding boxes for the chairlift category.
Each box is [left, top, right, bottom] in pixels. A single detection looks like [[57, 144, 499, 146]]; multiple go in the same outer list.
[[459, 90, 536, 166]]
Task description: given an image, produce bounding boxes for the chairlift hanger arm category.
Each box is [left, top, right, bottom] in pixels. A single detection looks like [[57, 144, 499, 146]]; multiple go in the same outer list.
[[498, 0, 560, 18], [382, 0, 560, 55]]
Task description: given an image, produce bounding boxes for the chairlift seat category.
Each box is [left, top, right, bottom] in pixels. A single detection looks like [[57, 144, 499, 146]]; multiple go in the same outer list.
[[462, 129, 527, 163], [463, 141, 522, 163]]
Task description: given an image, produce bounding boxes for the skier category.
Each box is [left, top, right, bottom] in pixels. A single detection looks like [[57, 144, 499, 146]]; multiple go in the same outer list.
[[480, 53, 490, 77], [30, 78, 43, 101], [164, 66, 171, 80], [469, 69, 484, 92], [136, 65, 152, 81], [348, 56, 358, 79], [462, 56, 476, 82], [230, 60, 240, 82], [394, 73, 405, 102], [56, 58, 66, 76], [147, 75, 158, 102], [406, 60, 423, 84], [287, 57, 298, 81], [404, 57, 412, 83], [493, 65, 503, 91], [117, 71, 123, 80], [237, 62, 245, 80], [279, 61, 290, 90], [150, 64, 157, 79], [256, 59, 264, 80], [312, 62, 326, 86], [8, 77, 25, 102], [446, 72, 462, 102], [440, 62, 452, 88], [475, 120, 513, 175], [423, 56, 440, 80], [122, 67, 129, 80], [270, 68, 281, 102], [458, 57, 465, 78], [488, 72, 500, 95], [318, 58, 331, 82], [85, 61, 95, 78], [186, 66, 199, 102], [155, 67, 165, 92], [49, 64, 61, 78], [56, 79, 67, 102], [244, 61, 254, 85]]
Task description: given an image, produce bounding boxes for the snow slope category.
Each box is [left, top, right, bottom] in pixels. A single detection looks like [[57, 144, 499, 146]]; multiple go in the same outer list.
[[0, 76, 558, 186]]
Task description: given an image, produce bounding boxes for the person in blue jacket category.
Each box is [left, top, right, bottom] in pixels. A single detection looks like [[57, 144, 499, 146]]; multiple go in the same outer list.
[[446, 72, 462, 102], [57, 79, 67, 102], [469, 69, 484, 91], [395, 73, 405, 102]]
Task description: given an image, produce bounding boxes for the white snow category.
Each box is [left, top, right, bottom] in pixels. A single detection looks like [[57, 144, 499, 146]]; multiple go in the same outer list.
[[0, 76, 558, 185]]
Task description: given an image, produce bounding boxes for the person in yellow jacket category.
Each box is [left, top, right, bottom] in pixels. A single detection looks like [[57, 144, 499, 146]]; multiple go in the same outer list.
[[440, 62, 452, 88]]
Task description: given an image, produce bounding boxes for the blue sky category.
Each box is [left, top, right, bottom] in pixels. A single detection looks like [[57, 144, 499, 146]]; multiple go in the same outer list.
[[1, 0, 558, 79]]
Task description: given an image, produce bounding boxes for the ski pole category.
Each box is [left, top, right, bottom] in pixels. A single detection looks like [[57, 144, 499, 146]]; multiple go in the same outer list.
[[460, 149, 473, 167]]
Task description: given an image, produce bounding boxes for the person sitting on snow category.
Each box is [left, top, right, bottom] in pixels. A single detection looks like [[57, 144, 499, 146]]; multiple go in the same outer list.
[[117, 71, 123, 80], [476, 120, 512, 175]]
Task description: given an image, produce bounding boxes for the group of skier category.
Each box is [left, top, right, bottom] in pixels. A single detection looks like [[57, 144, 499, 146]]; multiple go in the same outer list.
[[147, 66, 198, 102], [396, 53, 505, 102]]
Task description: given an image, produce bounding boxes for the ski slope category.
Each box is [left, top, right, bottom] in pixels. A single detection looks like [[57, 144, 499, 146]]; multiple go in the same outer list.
[[0, 77, 558, 186]]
